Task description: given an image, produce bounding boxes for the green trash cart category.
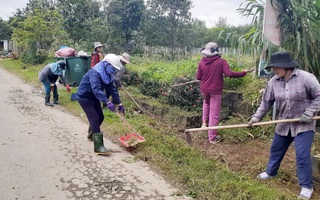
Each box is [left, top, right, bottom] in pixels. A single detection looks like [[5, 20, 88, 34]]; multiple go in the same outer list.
[[59, 57, 91, 87]]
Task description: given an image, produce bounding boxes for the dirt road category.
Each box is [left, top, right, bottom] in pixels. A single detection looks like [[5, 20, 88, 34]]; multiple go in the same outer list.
[[0, 67, 187, 200]]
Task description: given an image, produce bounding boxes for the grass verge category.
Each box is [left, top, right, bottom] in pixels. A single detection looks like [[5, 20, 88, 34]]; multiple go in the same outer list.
[[0, 59, 296, 199]]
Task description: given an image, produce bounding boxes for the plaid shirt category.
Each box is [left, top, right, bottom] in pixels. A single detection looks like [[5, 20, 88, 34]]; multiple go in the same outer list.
[[253, 69, 320, 137]]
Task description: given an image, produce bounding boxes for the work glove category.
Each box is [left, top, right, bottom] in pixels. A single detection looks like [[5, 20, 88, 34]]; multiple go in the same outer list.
[[66, 84, 71, 93], [248, 117, 260, 127], [107, 102, 115, 112], [118, 104, 125, 114], [300, 113, 312, 123]]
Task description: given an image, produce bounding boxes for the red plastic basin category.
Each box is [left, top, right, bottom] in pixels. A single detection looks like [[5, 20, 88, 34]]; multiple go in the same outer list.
[[119, 133, 145, 147]]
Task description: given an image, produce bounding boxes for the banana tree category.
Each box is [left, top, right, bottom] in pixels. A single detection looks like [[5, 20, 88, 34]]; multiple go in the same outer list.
[[217, 0, 265, 56], [239, 0, 320, 77]]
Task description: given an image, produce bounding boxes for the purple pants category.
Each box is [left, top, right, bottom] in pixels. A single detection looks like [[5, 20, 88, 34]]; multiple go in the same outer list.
[[78, 99, 104, 133], [202, 93, 222, 141]]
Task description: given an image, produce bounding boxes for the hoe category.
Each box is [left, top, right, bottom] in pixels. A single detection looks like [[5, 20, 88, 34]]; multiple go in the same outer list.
[[184, 116, 320, 144]]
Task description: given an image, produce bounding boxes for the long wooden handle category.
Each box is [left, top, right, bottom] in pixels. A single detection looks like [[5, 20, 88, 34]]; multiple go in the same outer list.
[[185, 116, 320, 133], [172, 80, 200, 87], [115, 112, 139, 133], [122, 88, 144, 111]]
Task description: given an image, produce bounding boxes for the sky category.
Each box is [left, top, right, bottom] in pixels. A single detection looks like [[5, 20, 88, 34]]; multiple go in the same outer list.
[[191, 0, 252, 27], [0, 0, 252, 27]]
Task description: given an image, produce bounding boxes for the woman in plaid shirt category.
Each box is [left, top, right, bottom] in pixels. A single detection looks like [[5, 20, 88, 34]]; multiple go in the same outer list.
[[249, 51, 320, 200]]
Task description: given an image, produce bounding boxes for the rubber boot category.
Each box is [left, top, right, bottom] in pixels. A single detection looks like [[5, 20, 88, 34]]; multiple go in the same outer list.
[[93, 132, 112, 155], [45, 95, 53, 106], [87, 126, 93, 141], [53, 94, 59, 104]]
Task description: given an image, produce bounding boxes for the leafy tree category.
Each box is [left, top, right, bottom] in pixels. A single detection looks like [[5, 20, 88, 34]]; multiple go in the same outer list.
[[239, 0, 320, 76], [218, 25, 254, 50], [203, 27, 226, 47], [215, 16, 228, 28], [11, 9, 67, 50], [24, 0, 56, 13], [9, 0, 56, 29], [181, 19, 208, 48], [56, 0, 105, 43], [11, 8, 68, 64], [0, 18, 12, 40], [144, 0, 193, 53], [275, 0, 320, 73], [8, 9, 26, 30], [106, 0, 145, 49], [237, 0, 265, 55]]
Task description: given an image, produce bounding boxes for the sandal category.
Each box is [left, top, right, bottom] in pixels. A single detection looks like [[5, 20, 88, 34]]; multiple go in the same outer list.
[[298, 187, 313, 200]]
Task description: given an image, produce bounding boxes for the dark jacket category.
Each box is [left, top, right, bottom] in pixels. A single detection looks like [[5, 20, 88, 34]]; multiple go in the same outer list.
[[113, 67, 124, 88], [196, 56, 247, 95], [76, 68, 121, 104], [38, 63, 66, 85]]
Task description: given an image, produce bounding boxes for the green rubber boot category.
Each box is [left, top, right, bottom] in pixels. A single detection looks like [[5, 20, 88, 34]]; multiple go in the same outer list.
[[45, 95, 53, 106], [53, 94, 59, 104], [93, 132, 112, 155], [87, 126, 93, 141]]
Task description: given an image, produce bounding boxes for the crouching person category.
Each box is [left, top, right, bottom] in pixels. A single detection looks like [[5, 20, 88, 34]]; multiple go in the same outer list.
[[38, 60, 71, 106], [76, 54, 125, 155]]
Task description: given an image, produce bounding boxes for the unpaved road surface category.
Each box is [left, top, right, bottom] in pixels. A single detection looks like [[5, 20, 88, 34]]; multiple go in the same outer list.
[[0, 67, 188, 200]]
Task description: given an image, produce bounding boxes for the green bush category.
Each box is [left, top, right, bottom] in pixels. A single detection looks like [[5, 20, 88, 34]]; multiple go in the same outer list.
[[138, 77, 202, 111], [223, 57, 246, 90], [122, 68, 141, 86], [21, 41, 48, 65], [130, 55, 254, 111], [139, 79, 168, 98], [168, 77, 202, 111]]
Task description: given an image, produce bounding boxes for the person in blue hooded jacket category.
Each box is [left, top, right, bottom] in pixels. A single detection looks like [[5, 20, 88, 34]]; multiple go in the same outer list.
[[38, 60, 71, 106], [76, 54, 125, 155]]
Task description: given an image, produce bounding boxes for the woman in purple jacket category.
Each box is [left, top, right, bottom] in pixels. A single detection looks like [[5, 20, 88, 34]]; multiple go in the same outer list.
[[197, 42, 251, 144]]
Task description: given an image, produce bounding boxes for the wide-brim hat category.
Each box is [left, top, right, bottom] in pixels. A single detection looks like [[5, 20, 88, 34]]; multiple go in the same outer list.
[[119, 53, 130, 64], [103, 54, 123, 70], [200, 42, 221, 56], [94, 42, 103, 49], [265, 51, 299, 69]]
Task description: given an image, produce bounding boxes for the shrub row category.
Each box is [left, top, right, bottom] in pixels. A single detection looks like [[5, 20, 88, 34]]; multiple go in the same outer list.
[[122, 56, 249, 111]]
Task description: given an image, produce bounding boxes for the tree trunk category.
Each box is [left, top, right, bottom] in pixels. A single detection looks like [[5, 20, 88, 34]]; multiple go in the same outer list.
[[125, 29, 129, 52], [170, 15, 176, 60]]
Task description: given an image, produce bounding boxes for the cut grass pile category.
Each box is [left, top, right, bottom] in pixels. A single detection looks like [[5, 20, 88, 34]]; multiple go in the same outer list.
[[0, 59, 295, 199]]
